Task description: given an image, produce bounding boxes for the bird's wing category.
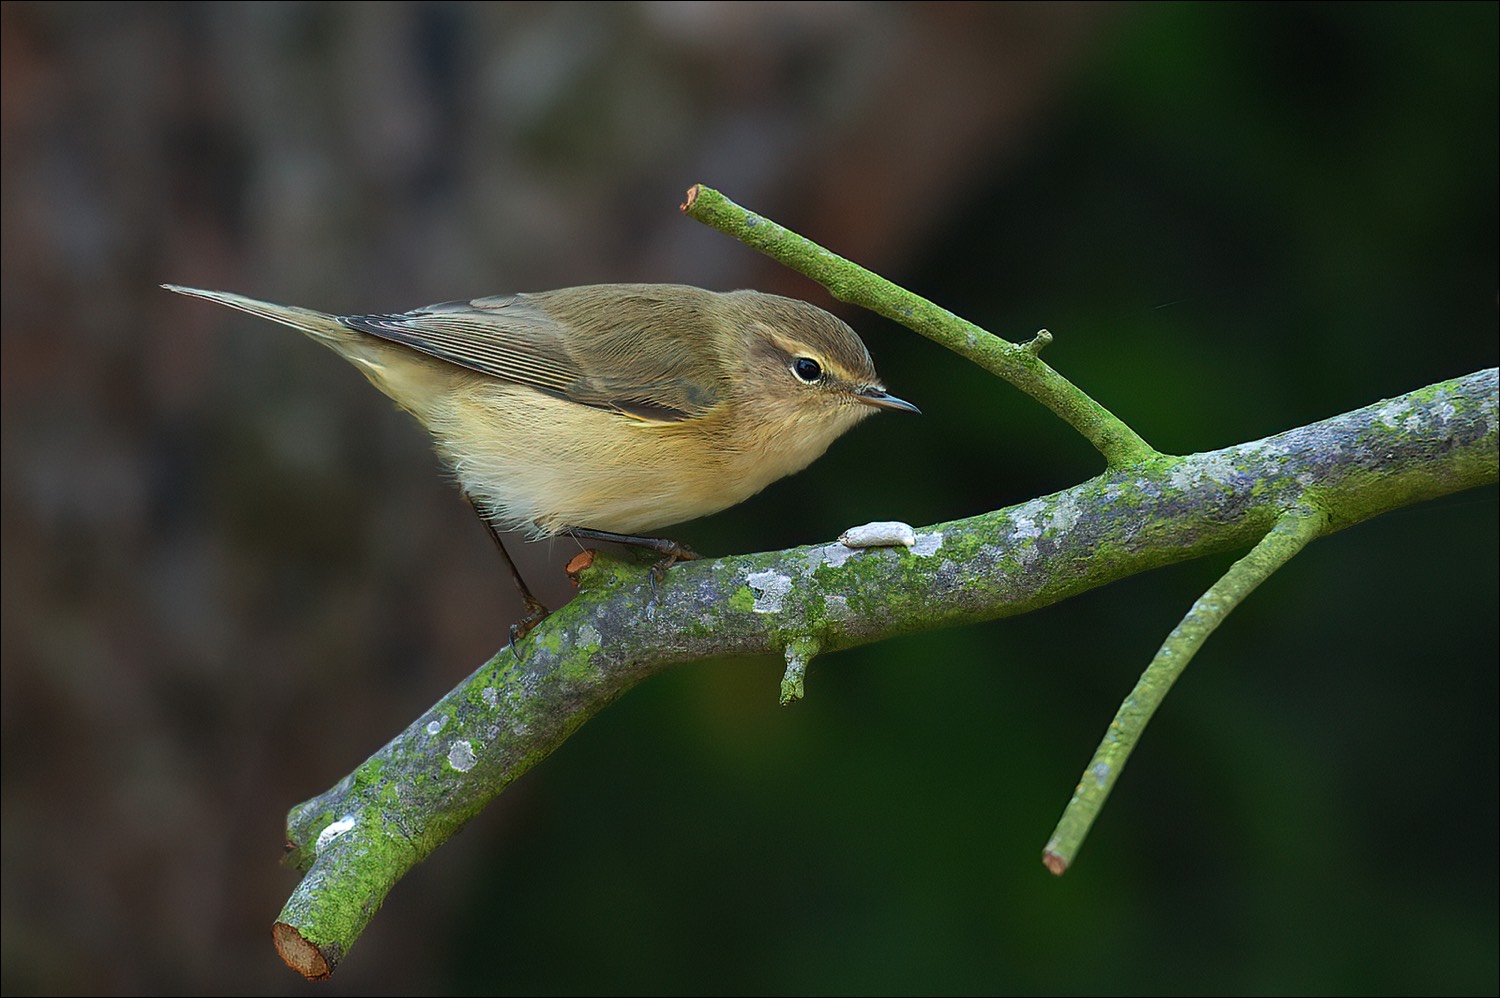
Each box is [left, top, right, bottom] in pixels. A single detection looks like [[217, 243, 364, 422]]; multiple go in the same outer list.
[[338, 294, 716, 422]]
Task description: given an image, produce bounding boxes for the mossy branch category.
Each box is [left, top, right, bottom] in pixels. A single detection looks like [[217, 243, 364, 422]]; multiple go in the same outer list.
[[274, 368, 1497, 977], [681, 184, 1158, 467]]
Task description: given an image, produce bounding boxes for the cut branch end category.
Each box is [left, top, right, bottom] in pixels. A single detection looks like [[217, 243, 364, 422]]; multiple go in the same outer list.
[[273, 921, 336, 981]]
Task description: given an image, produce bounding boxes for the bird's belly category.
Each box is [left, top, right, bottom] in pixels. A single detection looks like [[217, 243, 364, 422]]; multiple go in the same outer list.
[[429, 384, 805, 537]]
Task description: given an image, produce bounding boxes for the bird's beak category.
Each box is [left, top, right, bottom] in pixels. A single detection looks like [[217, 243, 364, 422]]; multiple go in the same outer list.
[[854, 387, 921, 414]]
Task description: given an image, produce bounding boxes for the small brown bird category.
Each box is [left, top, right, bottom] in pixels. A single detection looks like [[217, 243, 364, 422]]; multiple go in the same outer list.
[[163, 283, 917, 639]]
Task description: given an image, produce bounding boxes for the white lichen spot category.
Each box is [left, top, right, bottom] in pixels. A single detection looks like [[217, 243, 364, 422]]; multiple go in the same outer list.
[[1202, 452, 1238, 482], [1169, 452, 1237, 490], [822, 593, 851, 619], [481, 686, 500, 707], [1243, 438, 1288, 464], [911, 531, 943, 557], [447, 740, 477, 772], [315, 815, 357, 854], [576, 622, 602, 651], [1374, 399, 1410, 429], [1009, 499, 1046, 541], [746, 570, 793, 613], [1050, 496, 1082, 533], [1090, 762, 1111, 787], [838, 520, 916, 548], [425, 716, 447, 735], [816, 543, 856, 568]]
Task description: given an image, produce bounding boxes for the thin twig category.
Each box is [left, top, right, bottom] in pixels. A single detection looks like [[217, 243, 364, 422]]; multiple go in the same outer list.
[[1042, 503, 1329, 874], [681, 184, 1159, 467]]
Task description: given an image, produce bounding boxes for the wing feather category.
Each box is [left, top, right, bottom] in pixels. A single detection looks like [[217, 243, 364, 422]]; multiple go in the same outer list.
[[337, 293, 717, 422]]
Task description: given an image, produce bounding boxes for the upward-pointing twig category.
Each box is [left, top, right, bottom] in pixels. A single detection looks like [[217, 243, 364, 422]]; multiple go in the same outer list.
[[681, 184, 1159, 467]]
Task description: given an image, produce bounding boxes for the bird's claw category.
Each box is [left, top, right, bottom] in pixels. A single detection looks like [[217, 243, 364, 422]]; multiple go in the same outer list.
[[647, 542, 700, 592], [507, 598, 551, 659]]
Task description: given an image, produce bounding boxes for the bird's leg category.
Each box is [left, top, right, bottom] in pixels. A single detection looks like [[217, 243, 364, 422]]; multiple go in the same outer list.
[[562, 527, 702, 586], [465, 495, 550, 647]]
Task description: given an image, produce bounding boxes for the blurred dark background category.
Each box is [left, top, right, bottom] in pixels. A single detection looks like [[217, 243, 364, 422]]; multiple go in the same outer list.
[[2, 3, 1495, 994]]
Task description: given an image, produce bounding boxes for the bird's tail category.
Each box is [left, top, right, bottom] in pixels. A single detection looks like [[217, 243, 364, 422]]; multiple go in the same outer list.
[[160, 285, 355, 347], [161, 283, 461, 424]]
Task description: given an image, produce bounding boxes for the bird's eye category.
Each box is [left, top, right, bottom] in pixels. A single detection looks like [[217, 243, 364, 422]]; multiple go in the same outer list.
[[792, 357, 824, 383]]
